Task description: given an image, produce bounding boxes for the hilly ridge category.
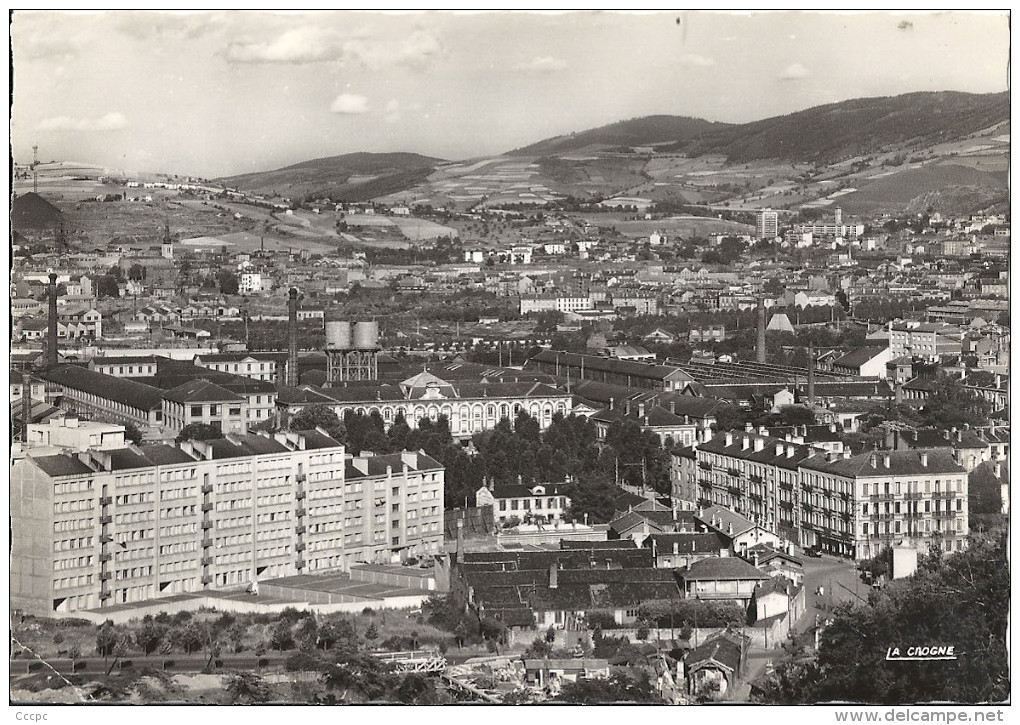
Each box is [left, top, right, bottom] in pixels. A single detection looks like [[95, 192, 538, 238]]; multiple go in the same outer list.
[[218, 152, 443, 201], [507, 115, 727, 157], [675, 91, 1010, 163]]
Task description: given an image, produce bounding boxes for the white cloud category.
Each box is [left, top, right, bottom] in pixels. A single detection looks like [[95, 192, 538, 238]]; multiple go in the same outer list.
[[330, 94, 370, 114], [779, 62, 810, 81], [513, 55, 567, 72], [225, 26, 442, 69], [677, 53, 716, 68], [226, 27, 344, 64], [38, 112, 129, 132]]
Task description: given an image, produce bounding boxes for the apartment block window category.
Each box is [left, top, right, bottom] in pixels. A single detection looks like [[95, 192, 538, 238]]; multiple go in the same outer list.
[[392, 537, 400, 546], [862, 523, 869, 536], [511, 501, 518, 511], [862, 503, 869, 515], [210, 405, 220, 416], [229, 407, 241, 416], [499, 501, 507, 511], [534, 499, 541, 509], [391, 503, 399, 512], [391, 520, 399, 529], [191, 405, 203, 417]]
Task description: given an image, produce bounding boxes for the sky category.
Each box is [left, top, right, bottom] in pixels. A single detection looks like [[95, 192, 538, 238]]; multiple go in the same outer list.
[[10, 10, 1011, 179]]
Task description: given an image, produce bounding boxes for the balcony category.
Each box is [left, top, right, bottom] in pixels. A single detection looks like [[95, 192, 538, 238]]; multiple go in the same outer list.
[[201, 520, 213, 530], [295, 542, 306, 552], [201, 575, 213, 585], [727, 485, 743, 497], [201, 502, 214, 512], [935, 491, 954, 500], [202, 483, 214, 494], [749, 474, 763, 484], [801, 485, 814, 495], [202, 556, 214, 566], [99, 496, 113, 506], [99, 515, 113, 525], [295, 524, 306, 535], [296, 559, 306, 569], [749, 493, 763, 504], [296, 474, 307, 483], [99, 552, 112, 563], [202, 537, 213, 548], [100, 534, 113, 544], [698, 461, 712, 472], [802, 521, 814, 531], [99, 571, 112, 581], [99, 590, 112, 601], [779, 481, 794, 491], [296, 507, 307, 518], [726, 467, 741, 477], [295, 489, 306, 500]]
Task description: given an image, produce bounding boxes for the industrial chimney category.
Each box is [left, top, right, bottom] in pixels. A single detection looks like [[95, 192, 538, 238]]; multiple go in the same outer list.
[[756, 297, 766, 364], [287, 288, 299, 387], [807, 343, 816, 406], [47, 272, 58, 368]]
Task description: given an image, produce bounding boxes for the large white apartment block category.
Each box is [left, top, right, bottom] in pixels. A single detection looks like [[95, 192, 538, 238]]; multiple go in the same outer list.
[[10, 429, 445, 616], [675, 431, 968, 560]]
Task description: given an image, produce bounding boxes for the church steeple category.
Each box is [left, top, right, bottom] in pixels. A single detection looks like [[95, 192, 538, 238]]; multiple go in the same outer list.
[[161, 218, 174, 261]]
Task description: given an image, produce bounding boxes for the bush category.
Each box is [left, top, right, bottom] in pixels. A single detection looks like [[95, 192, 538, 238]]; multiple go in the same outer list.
[[586, 610, 617, 631], [636, 625, 650, 641], [285, 650, 323, 672]]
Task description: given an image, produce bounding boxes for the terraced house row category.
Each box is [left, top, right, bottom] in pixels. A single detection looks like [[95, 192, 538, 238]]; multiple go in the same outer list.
[[673, 431, 969, 560], [10, 429, 444, 616]]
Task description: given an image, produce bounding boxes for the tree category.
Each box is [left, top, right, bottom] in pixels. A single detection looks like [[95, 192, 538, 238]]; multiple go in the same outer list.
[[170, 625, 203, 654], [533, 310, 564, 336], [217, 270, 239, 295], [176, 422, 222, 443], [270, 620, 296, 651], [123, 423, 145, 445], [364, 622, 379, 643], [95, 620, 119, 658], [225, 671, 273, 704], [289, 404, 348, 444], [557, 672, 661, 703], [757, 533, 1008, 704], [135, 618, 168, 655], [395, 673, 440, 704], [96, 275, 120, 298]]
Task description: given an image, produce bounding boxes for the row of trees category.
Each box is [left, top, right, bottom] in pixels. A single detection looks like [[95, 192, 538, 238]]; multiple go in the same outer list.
[[286, 406, 669, 522]]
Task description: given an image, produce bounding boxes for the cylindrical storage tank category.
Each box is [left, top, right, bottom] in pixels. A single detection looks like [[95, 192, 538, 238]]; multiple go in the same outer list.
[[325, 321, 352, 349], [353, 320, 379, 349]]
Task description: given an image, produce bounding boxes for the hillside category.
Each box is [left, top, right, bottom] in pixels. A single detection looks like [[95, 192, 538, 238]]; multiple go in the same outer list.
[[11, 191, 64, 231], [507, 115, 726, 157], [676, 91, 1009, 163], [218, 152, 444, 200], [836, 163, 1008, 216]]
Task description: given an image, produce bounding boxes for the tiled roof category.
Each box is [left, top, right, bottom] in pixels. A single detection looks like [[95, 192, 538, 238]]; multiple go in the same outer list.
[[162, 379, 243, 404], [646, 532, 728, 555], [681, 556, 769, 582], [31, 454, 94, 477], [801, 448, 967, 477], [696, 505, 758, 538], [42, 365, 164, 411]]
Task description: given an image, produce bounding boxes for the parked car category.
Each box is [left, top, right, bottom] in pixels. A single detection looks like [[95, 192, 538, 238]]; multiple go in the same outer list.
[[803, 546, 822, 558]]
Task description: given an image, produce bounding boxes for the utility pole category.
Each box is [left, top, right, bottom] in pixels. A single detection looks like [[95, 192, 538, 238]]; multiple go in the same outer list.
[[32, 143, 39, 193]]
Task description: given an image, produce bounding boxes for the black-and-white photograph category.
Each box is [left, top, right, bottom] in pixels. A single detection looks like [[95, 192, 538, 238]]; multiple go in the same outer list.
[[8, 9, 1010, 712]]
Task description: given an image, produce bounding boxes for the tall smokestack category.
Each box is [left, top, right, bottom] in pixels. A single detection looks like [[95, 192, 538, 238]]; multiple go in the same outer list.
[[807, 343, 815, 406], [756, 297, 766, 364], [287, 288, 299, 387], [21, 370, 32, 441], [47, 272, 58, 368]]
